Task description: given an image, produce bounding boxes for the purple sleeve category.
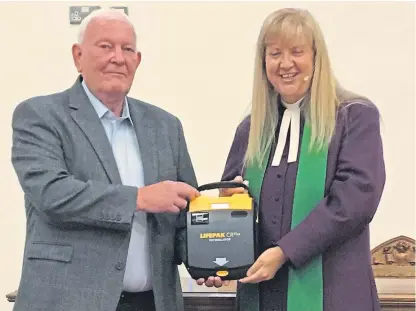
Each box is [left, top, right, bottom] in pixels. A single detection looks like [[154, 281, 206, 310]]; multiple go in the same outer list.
[[221, 117, 250, 181], [278, 103, 386, 268]]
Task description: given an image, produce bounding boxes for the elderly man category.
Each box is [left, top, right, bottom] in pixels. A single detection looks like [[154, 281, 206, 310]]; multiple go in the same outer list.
[[11, 9, 199, 311]]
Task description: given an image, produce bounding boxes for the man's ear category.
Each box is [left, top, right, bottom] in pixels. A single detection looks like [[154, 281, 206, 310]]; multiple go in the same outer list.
[[135, 51, 142, 69], [72, 44, 83, 73]]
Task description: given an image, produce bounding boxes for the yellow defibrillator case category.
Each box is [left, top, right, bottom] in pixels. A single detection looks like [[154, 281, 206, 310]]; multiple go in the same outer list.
[[185, 181, 258, 280]]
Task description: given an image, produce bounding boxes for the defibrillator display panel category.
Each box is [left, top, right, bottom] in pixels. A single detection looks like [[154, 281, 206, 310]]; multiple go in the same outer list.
[[185, 182, 257, 280]]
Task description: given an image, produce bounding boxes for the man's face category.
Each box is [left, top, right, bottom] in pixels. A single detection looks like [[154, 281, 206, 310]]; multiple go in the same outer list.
[[72, 18, 141, 96]]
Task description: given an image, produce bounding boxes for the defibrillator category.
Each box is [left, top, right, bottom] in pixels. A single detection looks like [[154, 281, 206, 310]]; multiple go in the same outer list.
[[185, 181, 258, 281]]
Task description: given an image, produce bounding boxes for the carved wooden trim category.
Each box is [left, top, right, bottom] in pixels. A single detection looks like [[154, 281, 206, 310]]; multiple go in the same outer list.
[[371, 235, 415, 278], [5, 290, 16, 302]]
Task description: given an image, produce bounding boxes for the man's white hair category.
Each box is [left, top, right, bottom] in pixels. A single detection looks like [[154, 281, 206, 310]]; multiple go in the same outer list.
[[77, 8, 137, 45]]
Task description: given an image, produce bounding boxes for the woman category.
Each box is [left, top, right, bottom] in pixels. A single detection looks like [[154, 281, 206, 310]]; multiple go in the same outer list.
[[219, 8, 385, 311]]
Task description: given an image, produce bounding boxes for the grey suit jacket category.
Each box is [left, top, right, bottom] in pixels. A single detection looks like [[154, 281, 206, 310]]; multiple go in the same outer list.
[[11, 76, 197, 311]]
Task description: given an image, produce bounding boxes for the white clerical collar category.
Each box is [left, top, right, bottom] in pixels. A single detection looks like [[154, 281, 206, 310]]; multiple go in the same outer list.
[[271, 97, 304, 167]]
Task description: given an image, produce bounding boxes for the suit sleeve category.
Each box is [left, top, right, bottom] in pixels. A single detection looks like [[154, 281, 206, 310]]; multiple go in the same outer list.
[[277, 103, 386, 268], [173, 118, 198, 266], [11, 101, 138, 231]]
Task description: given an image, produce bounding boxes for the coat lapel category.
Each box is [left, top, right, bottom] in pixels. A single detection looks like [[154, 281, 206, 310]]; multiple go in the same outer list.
[[68, 77, 122, 184], [128, 99, 159, 186]]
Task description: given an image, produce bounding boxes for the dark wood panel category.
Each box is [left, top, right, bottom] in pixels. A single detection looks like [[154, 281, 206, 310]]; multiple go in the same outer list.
[[6, 291, 415, 310], [184, 293, 235, 311], [182, 293, 415, 311]]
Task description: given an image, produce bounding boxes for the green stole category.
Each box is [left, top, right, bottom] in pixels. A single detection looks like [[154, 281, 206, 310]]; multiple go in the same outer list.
[[240, 123, 328, 311]]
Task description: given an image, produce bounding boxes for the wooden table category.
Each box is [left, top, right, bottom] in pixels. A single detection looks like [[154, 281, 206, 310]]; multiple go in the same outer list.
[[6, 235, 416, 310], [6, 290, 415, 311]]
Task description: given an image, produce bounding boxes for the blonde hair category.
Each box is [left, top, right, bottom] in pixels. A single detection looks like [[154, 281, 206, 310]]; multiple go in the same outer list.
[[245, 8, 345, 167]]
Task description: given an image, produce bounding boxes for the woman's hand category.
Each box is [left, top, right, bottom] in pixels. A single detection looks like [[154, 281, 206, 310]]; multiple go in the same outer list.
[[219, 176, 248, 197], [239, 246, 288, 283]]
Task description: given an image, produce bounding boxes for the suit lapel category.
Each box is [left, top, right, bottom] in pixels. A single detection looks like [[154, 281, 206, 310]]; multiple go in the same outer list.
[[128, 99, 159, 186], [68, 77, 122, 184]]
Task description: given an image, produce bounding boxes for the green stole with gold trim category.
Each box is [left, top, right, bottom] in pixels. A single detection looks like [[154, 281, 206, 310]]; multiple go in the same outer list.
[[239, 123, 328, 311]]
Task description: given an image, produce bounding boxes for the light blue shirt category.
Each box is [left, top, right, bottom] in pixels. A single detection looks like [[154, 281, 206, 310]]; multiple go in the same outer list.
[[82, 81, 152, 292]]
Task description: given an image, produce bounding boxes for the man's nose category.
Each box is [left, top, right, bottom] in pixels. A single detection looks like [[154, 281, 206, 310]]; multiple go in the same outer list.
[[111, 46, 126, 65]]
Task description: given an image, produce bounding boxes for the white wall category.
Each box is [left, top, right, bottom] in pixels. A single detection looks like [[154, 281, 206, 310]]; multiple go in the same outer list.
[[0, 2, 414, 310]]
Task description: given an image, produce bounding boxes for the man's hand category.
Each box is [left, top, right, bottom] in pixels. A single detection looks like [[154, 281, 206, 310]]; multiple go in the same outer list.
[[239, 246, 287, 284], [195, 276, 230, 288], [219, 175, 248, 197], [136, 181, 200, 213]]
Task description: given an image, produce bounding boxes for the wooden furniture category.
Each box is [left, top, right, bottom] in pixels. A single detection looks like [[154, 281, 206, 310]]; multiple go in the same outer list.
[[6, 236, 415, 310], [5, 290, 16, 303], [371, 235, 415, 311]]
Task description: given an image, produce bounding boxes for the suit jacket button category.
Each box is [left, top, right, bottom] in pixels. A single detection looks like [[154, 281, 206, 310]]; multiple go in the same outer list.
[[115, 261, 125, 270]]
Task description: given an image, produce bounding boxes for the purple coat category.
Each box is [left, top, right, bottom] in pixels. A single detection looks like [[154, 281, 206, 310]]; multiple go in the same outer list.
[[221, 98, 386, 311]]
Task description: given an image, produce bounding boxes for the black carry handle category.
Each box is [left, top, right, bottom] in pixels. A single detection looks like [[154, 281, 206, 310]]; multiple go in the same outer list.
[[197, 181, 249, 193], [196, 181, 255, 202]]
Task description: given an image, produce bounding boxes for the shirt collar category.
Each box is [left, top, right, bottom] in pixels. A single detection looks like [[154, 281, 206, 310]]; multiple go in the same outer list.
[[281, 96, 304, 110], [81, 80, 131, 121]]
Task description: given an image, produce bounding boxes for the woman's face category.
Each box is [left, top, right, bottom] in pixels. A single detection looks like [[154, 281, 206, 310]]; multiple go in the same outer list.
[[264, 37, 314, 104]]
